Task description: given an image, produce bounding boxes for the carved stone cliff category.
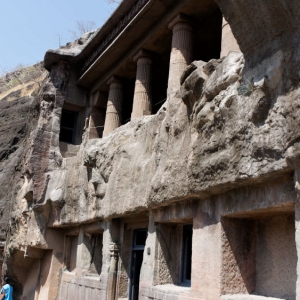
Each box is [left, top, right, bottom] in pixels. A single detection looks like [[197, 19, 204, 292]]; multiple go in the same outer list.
[[1, 0, 300, 299]]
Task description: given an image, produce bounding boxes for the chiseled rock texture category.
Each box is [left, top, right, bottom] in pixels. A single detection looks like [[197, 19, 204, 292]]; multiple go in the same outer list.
[[220, 295, 283, 300], [2, 1, 300, 298], [0, 95, 39, 239], [5, 47, 300, 246], [0, 65, 47, 241], [63, 50, 296, 222]]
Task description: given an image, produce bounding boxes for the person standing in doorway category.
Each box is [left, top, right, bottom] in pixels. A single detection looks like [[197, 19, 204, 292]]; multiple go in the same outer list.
[[0, 277, 13, 300]]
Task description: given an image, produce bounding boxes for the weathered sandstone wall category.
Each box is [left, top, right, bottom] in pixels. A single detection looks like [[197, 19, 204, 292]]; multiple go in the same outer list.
[[1, 0, 300, 299], [0, 64, 47, 240], [5, 49, 300, 298]]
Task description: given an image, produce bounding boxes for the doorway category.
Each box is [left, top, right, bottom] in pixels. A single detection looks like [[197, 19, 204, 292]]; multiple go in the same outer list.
[[129, 228, 147, 300]]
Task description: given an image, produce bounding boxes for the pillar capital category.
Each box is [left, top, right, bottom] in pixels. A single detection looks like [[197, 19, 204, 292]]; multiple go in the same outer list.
[[107, 75, 122, 86], [133, 49, 153, 62], [168, 13, 192, 31]]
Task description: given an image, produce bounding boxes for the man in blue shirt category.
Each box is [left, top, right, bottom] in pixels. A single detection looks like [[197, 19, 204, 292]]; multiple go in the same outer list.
[[0, 277, 13, 300]]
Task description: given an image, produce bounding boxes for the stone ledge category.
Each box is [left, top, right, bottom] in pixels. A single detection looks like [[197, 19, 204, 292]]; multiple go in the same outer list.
[[220, 295, 284, 300], [59, 141, 80, 158], [61, 271, 104, 289], [140, 284, 191, 300]]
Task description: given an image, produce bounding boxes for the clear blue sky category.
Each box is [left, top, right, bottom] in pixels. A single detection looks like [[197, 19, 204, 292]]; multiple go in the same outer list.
[[0, 0, 119, 74]]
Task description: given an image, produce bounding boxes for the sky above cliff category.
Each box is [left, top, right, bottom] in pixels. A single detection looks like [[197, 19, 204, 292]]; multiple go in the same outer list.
[[0, 0, 119, 74]]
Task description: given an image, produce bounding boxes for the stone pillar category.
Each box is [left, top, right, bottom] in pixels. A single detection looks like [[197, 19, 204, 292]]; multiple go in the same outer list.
[[139, 212, 155, 288], [76, 227, 84, 269], [295, 201, 300, 300], [220, 17, 240, 57], [106, 243, 119, 300], [103, 77, 123, 137], [168, 14, 193, 94], [294, 167, 300, 300], [131, 50, 152, 119], [89, 92, 106, 139], [192, 200, 222, 300]]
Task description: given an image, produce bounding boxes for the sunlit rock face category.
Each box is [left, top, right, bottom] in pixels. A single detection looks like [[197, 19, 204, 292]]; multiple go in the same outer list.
[[0, 64, 47, 240], [2, 1, 300, 299], [80, 49, 298, 219]]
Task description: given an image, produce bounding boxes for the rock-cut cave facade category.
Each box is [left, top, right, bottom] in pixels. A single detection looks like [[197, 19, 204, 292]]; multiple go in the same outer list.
[[1, 0, 300, 299]]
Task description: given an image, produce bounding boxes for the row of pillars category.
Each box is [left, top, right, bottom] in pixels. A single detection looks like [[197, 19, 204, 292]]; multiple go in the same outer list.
[[101, 14, 239, 137], [102, 14, 193, 137]]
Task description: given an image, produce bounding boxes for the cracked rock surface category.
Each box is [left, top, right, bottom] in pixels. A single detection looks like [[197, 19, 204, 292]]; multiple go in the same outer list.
[[5, 49, 299, 240]]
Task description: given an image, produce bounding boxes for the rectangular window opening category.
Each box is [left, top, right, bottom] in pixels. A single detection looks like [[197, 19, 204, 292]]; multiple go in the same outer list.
[[181, 224, 192, 285], [133, 228, 147, 248], [59, 109, 78, 144]]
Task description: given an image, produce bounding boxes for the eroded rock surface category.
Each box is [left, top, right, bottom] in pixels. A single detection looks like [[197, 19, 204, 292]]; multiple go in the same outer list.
[[4, 48, 298, 234], [2, 3, 300, 295]]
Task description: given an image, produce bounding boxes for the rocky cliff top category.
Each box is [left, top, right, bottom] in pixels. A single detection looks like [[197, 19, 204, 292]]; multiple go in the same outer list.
[[0, 62, 46, 99]]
